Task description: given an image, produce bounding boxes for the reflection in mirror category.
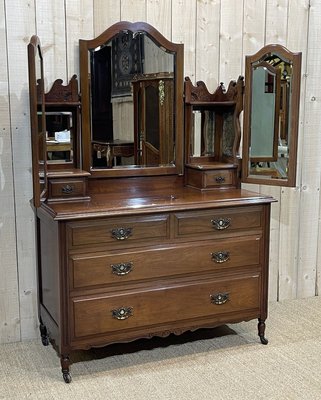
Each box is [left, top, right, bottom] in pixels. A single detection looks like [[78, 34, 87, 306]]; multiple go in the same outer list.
[[191, 109, 235, 159], [80, 21, 184, 177], [243, 45, 301, 186], [44, 112, 73, 164], [89, 32, 175, 168]]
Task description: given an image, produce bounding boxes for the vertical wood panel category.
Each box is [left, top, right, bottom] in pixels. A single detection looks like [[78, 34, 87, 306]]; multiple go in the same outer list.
[[297, 0, 321, 298], [121, 0, 146, 21], [219, 0, 244, 84], [6, 0, 38, 340], [94, 0, 120, 36], [172, 0, 197, 80], [65, 0, 94, 81], [146, 0, 172, 39], [278, 0, 310, 300], [195, 0, 221, 91], [0, 0, 20, 343], [36, 0, 67, 90]]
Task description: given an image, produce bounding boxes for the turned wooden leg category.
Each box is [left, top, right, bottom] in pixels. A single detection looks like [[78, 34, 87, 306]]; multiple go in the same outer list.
[[39, 323, 49, 346], [258, 318, 268, 345], [61, 355, 72, 383]]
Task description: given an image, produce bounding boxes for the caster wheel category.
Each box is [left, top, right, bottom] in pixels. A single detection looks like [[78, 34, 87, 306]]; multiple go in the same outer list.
[[63, 372, 72, 383]]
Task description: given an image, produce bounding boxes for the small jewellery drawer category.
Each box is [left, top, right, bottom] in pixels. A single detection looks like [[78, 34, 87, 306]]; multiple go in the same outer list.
[[174, 206, 262, 238], [71, 274, 260, 338], [70, 236, 261, 289], [67, 214, 170, 247], [202, 169, 234, 188], [49, 178, 87, 199]]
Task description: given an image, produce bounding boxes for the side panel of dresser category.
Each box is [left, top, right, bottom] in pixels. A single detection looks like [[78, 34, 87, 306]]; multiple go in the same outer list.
[[37, 208, 67, 355]]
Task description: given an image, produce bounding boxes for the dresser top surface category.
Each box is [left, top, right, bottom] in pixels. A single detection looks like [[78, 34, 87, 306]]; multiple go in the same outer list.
[[40, 181, 276, 221]]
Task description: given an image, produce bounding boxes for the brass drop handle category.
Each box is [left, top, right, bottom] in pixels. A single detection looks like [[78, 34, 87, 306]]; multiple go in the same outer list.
[[210, 292, 229, 305], [61, 184, 73, 194], [111, 227, 133, 240], [215, 176, 225, 183], [211, 251, 230, 263], [211, 217, 231, 230], [111, 262, 133, 276], [111, 306, 133, 320]]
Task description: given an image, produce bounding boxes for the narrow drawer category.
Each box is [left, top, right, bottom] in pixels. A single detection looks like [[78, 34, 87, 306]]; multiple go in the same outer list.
[[70, 236, 261, 289], [67, 214, 170, 247], [203, 169, 234, 188], [71, 274, 260, 338], [49, 178, 87, 199], [174, 206, 262, 238]]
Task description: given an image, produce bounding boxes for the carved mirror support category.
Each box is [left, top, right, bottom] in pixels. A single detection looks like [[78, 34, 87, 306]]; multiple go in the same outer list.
[[28, 35, 47, 207]]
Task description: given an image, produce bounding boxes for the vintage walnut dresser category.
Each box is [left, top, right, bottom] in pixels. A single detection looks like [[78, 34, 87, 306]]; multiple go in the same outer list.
[[28, 22, 301, 383]]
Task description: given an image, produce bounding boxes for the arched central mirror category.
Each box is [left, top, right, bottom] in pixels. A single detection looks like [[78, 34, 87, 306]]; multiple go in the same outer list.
[[80, 21, 184, 177]]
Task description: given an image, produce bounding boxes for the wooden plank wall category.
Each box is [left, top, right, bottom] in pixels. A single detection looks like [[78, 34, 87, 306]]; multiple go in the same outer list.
[[0, 0, 319, 344]]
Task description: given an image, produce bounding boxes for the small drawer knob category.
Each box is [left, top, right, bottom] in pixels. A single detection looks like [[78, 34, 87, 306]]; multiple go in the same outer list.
[[215, 176, 225, 183], [211, 217, 231, 230], [61, 184, 73, 194], [111, 306, 133, 320], [210, 292, 229, 305], [111, 227, 132, 240], [111, 262, 133, 276], [211, 251, 230, 263]]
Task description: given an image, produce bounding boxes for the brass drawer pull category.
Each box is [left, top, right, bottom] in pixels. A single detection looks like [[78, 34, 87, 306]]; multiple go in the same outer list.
[[111, 227, 132, 240], [215, 176, 225, 183], [112, 306, 133, 320], [211, 251, 230, 263], [111, 262, 133, 276], [210, 292, 229, 305], [211, 217, 231, 230], [61, 184, 73, 194]]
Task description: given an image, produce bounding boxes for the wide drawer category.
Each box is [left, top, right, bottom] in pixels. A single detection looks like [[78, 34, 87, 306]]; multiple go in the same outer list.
[[67, 214, 170, 247], [70, 236, 261, 289], [174, 206, 262, 238], [72, 274, 260, 339]]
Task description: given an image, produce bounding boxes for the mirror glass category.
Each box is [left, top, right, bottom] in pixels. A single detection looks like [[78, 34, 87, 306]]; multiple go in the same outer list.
[[80, 21, 184, 177], [89, 32, 175, 169], [44, 111, 73, 164], [243, 45, 301, 186], [191, 109, 235, 158]]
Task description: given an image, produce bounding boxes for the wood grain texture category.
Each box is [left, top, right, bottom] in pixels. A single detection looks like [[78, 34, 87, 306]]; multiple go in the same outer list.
[[0, 0, 20, 343]]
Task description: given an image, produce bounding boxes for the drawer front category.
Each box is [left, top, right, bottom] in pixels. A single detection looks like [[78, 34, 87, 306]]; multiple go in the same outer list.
[[49, 179, 87, 198], [175, 206, 262, 238], [70, 236, 261, 289], [203, 169, 234, 188], [68, 214, 170, 247], [72, 274, 260, 338]]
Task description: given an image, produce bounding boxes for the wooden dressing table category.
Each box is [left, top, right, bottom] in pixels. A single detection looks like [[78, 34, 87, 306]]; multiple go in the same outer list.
[[28, 23, 301, 383]]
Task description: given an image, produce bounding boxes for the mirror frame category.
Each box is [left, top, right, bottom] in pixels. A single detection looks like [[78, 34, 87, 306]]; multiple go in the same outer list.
[[28, 35, 47, 207], [79, 21, 184, 178], [242, 44, 302, 187]]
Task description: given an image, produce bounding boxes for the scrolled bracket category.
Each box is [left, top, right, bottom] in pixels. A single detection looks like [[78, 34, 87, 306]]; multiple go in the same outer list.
[[112, 306, 133, 320], [211, 217, 231, 230], [111, 227, 133, 240]]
